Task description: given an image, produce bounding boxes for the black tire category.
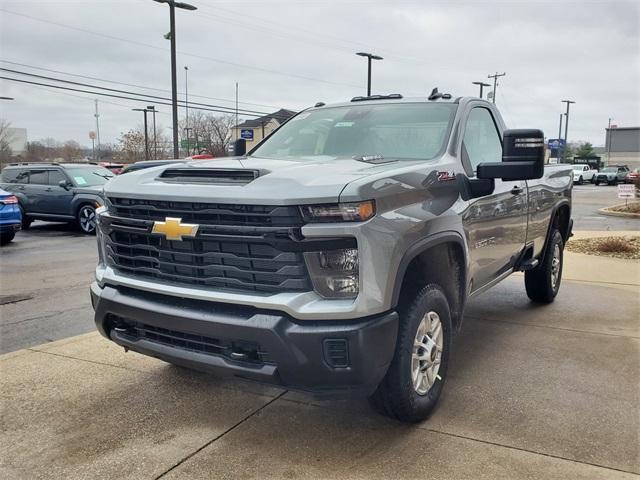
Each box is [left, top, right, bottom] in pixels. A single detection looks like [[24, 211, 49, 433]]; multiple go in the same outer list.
[[369, 284, 452, 423], [578, 176, 583, 185], [77, 204, 97, 235], [525, 229, 564, 303], [0, 232, 15, 246], [19, 205, 31, 229], [590, 176, 595, 184], [594, 180, 600, 186]]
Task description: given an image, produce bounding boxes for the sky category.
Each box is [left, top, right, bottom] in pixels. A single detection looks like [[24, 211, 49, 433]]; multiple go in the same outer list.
[[0, 0, 638, 148]]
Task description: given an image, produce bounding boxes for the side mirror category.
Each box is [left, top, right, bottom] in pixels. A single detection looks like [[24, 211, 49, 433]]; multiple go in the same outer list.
[[477, 129, 545, 181], [233, 138, 247, 156], [58, 180, 71, 190]]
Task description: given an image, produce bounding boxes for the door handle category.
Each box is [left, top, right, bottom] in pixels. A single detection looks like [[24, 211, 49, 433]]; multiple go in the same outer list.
[[510, 185, 523, 195]]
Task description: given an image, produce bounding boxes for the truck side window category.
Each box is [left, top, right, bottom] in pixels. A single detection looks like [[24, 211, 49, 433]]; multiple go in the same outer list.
[[462, 107, 502, 173]]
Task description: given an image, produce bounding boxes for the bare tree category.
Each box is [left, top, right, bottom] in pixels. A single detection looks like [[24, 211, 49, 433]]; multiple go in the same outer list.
[[115, 125, 172, 163], [0, 119, 15, 168], [180, 112, 234, 157]]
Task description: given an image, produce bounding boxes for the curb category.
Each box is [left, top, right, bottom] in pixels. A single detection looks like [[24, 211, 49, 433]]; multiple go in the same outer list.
[[598, 203, 640, 219]]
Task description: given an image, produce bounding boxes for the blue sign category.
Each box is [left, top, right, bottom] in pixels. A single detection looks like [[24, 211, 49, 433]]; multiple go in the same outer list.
[[548, 138, 566, 158], [240, 129, 254, 140]]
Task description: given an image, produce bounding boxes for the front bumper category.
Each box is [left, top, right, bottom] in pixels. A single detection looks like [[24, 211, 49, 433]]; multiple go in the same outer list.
[[91, 282, 398, 398]]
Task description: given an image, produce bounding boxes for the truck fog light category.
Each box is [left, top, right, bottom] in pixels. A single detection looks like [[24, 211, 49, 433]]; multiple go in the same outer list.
[[304, 248, 359, 298]]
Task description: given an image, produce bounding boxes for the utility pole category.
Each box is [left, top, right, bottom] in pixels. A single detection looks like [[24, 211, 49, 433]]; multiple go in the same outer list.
[[132, 108, 150, 160], [487, 72, 506, 104], [356, 52, 383, 96], [94, 99, 101, 160], [561, 100, 575, 157], [147, 105, 157, 159], [235, 82, 239, 141], [153, 0, 197, 158], [606, 117, 612, 166], [184, 66, 189, 156], [472, 81, 491, 99]]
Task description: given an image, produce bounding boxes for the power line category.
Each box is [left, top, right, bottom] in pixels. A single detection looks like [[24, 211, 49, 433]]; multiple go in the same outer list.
[[0, 68, 269, 116], [0, 59, 281, 110], [0, 76, 264, 117], [0, 8, 362, 89]]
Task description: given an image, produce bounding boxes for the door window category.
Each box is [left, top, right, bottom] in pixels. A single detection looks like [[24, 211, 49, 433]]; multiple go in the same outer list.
[[462, 107, 502, 173], [1, 168, 26, 183], [28, 170, 48, 185], [48, 170, 67, 186]]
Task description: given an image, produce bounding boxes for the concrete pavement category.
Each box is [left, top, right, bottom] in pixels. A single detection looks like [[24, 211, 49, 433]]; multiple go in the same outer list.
[[1, 253, 638, 479]]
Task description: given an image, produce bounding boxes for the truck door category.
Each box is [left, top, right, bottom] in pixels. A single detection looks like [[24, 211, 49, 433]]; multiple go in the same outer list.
[[461, 106, 528, 291]]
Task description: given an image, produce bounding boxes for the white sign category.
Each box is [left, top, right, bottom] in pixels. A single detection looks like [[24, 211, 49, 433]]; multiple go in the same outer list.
[[617, 184, 636, 199]]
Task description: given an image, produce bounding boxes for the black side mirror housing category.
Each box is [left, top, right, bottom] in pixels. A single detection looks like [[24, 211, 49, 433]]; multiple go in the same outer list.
[[477, 129, 545, 181], [233, 138, 247, 156], [58, 180, 71, 190]]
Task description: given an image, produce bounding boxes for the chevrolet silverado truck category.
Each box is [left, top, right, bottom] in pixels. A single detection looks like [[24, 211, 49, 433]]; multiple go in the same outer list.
[[91, 93, 573, 422]]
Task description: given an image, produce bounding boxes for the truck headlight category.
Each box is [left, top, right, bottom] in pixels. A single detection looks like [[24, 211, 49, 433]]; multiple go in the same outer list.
[[300, 200, 375, 223], [304, 248, 359, 298]]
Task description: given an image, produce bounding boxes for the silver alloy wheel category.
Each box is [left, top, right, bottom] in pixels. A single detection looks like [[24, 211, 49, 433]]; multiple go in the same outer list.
[[412, 311, 443, 395], [79, 206, 96, 233], [551, 243, 561, 290]]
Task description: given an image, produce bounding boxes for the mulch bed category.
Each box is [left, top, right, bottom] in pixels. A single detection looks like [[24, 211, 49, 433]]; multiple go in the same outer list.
[[566, 236, 640, 260]]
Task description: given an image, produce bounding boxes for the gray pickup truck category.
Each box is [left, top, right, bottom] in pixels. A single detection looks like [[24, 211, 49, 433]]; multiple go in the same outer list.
[[91, 93, 572, 422]]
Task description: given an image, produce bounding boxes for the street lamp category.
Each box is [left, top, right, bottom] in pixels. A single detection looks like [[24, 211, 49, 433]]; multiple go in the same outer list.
[[132, 108, 151, 160], [356, 52, 383, 96], [152, 0, 197, 159], [147, 105, 158, 159], [561, 99, 576, 157], [472, 81, 491, 99]]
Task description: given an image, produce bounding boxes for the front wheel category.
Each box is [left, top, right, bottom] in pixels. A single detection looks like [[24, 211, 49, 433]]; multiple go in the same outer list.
[[77, 205, 97, 234], [594, 179, 600, 186], [369, 284, 452, 423], [19, 205, 31, 229], [525, 229, 564, 303]]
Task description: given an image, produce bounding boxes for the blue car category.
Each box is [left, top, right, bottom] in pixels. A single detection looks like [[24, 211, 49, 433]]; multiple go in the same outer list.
[[0, 188, 21, 245]]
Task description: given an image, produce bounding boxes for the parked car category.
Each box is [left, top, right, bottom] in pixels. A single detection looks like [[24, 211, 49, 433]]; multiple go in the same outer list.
[[120, 159, 186, 174], [0, 188, 21, 245], [572, 164, 597, 184], [99, 162, 125, 175], [0, 163, 114, 234], [625, 168, 640, 184], [92, 94, 573, 422], [594, 166, 630, 185]]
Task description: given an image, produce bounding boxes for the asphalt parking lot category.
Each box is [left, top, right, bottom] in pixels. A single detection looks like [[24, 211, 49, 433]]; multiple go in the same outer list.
[[1, 184, 638, 478]]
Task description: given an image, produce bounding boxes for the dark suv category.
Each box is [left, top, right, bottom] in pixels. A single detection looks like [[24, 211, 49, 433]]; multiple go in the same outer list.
[[0, 163, 114, 234]]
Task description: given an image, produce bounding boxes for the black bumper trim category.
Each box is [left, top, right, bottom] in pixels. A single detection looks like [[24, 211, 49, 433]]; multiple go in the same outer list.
[[92, 283, 398, 398]]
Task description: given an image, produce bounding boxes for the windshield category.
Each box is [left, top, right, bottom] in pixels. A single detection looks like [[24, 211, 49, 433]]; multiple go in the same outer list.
[[601, 167, 616, 173], [250, 103, 457, 161], [66, 167, 114, 186]]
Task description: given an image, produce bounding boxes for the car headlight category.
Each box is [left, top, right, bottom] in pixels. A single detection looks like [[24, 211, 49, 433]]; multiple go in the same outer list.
[[304, 248, 359, 298], [300, 200, 375, 223]]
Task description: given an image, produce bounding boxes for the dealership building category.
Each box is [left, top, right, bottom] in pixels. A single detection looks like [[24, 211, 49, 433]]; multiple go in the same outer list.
[[231, 109, 296, 151], [604, 126, 640, 169]]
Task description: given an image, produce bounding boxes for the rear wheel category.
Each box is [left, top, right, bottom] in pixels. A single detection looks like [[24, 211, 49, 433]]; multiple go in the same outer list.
[[525, 229, 564, 303], [0, 232, 15, 246], [369, 284, 451, 423], [578, 176, 583, 185], [19, 205, 31, 229], [77, 205, 97, 234]]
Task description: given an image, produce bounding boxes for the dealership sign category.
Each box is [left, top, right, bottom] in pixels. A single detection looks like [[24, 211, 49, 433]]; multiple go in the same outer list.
[[241, 129, 254, 140]]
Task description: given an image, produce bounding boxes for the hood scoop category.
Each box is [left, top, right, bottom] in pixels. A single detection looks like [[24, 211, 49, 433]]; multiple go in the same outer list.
[[158, 168, 260, 185]]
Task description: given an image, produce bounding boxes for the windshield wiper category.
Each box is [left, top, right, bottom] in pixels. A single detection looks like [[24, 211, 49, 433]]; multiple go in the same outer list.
[[92, 172, 113, 180]]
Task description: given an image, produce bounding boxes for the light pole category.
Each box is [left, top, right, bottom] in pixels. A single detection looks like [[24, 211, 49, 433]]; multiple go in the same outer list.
[[153, 0, 197, 158], [356, 52, 383, 96], [147, 105, 158, 159], [472, 81, 491, 99], [561, 99, 575, 159], [184, 66, 189, 156], [132, 108, 150, 160], [557, 113, 563, 161], [0, 96, 14, 100]]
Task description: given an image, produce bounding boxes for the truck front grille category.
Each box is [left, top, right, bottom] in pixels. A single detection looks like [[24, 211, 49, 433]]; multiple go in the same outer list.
[[103, 198, 311, 294]]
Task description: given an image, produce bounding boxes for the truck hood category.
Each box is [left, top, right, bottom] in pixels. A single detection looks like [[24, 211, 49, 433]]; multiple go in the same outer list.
[[103, 155, 416, 205]]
